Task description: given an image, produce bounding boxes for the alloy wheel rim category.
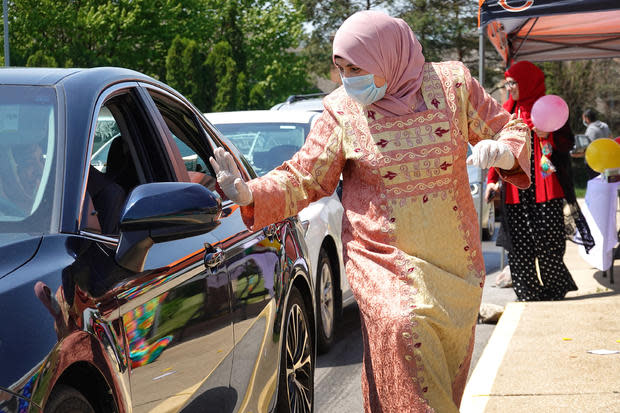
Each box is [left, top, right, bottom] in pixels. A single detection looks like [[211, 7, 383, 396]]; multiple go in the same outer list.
[[285, 303, 313, 413], [319, 262, 334, 338]]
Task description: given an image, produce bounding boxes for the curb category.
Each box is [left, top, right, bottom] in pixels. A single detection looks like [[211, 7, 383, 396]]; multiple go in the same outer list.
[[461, 302, 525, 413]]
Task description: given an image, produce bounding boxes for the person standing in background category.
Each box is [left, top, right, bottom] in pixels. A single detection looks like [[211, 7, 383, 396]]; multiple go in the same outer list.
[[582, 108, 612, 179], [486, 61, 594, 302]]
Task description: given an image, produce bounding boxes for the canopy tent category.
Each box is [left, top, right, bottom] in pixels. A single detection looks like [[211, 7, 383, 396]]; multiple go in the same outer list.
[[473, 1, 620, 250], [478, 0, 620, 65]]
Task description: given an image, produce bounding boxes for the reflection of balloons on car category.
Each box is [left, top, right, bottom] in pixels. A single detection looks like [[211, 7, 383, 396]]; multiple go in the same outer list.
[[531, 95, 569, 132], [585, 138, 620, 173]]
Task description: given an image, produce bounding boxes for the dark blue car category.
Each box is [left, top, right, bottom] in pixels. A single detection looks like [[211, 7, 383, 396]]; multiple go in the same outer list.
[[0, 67, 315, 413]]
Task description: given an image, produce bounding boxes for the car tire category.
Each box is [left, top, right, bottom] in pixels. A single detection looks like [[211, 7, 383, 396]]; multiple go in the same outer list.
[[482, 202, 496, 241], [316, 247, 335, 354], [276, 286, 314, 413], [44, 384, 95, 413]]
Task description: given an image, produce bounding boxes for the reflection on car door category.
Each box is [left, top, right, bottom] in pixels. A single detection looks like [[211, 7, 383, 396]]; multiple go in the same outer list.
[[118, 233, 236, 413], [142, 87, 285, 412], [82, 85, 236, 412], [207, 210, 283, 412]]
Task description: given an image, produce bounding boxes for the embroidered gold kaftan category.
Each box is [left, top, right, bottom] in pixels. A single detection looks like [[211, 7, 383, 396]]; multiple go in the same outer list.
[[241, 61, 531, 412]]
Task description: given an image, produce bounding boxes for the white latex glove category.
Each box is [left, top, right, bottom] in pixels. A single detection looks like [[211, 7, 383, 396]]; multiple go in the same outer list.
[[467, 140, 515, 170], [209, 147, 253, 206]]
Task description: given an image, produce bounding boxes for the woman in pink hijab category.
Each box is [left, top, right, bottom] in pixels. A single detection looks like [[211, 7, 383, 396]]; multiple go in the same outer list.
[[212, 10, 530, 412]]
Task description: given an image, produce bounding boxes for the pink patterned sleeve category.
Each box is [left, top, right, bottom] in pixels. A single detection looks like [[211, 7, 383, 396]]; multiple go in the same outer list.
[[462, 63, 531, 189], [240, 108, 346, 230]]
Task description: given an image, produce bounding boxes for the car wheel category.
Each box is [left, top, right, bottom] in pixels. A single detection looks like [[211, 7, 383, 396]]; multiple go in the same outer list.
[[482, 202, 496, 241], [316, 247, 335, 354], [277, 286, 314, 413], [44, 384, 95, 413]]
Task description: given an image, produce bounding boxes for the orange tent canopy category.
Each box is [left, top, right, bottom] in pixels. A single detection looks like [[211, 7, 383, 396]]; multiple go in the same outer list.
[[479, 0, 620, 65]]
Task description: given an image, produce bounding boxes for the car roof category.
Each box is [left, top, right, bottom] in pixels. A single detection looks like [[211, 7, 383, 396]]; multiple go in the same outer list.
[[0, 67, 84, 85], [0, 67, 164, 96], [271, 99, 325, 112], [205, 110, 319, 125]]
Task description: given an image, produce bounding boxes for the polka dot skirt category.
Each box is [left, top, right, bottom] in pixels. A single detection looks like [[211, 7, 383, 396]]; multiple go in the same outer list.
[[504, 140, 578, 301]]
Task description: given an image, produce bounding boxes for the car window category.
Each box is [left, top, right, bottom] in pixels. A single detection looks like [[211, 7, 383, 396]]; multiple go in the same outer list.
[[214, 122, 309, 176], [147, 91, 219, 194], [0, 85, 57, 232], [91, 107, 121, 173], [82, 91, 166, 235]]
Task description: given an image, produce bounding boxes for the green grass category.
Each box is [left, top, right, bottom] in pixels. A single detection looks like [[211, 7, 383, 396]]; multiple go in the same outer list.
[[574, 186, 586, 199], [571, 159, 589, 199]]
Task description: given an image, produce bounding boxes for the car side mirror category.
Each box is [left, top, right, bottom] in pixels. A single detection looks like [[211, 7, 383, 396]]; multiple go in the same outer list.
[[115, 182, 222, 273]]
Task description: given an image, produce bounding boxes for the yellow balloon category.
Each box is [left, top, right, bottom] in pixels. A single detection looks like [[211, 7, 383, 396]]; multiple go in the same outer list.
[[585, 138, 620, 173]]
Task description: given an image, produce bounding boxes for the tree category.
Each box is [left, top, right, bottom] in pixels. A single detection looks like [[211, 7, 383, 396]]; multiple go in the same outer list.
[[293, 1, 499, 88], [8, 0, 216, 78], [398, 1, 476, 62], [26, 50, 57, 67], [205, 41, 240, 112], [166, 36, 210, 111], [541, 59, 620, 133], [248, 57, 311, 109], [240, 0, 314, 106], [235, 71, 248, 110], [397, 0, 492, 83], [293, 0, 393, 78], [541, 61, 597, 133], [539, 59, 620, 188], [6, 0, 325, 110]]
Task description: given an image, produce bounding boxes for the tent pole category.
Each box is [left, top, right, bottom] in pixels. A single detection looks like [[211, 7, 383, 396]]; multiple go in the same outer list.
[[478, 27, 485, 87], [480, 25, 506, 269], [478, 27, 485, 242]]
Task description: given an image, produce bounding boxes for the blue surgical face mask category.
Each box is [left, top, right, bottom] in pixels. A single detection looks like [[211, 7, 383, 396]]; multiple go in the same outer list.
[[341, 73, 387, 105]]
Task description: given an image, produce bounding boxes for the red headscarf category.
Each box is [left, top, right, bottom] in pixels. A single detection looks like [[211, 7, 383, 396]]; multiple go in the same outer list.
[[503, 61, 545, 128], [332, 11, 426, 117]]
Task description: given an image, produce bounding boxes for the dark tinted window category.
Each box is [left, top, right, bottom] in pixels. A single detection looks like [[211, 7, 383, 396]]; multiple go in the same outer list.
[[148, 92, 219, 194], [0, 86, 57, 233], [82, 91, 167, 235]]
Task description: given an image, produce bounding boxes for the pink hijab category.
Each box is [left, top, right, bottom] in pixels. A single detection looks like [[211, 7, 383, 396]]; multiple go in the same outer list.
[[332, 10, 426, 117]]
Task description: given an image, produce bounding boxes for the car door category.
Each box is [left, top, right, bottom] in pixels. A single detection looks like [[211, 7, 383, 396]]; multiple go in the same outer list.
[[142, 87, 287, 412], [80, 85, 236, 413]]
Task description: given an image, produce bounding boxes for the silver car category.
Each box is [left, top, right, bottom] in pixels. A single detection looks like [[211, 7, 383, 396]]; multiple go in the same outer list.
[[205, 110, 354, 354], [467, 144, 496, 240]]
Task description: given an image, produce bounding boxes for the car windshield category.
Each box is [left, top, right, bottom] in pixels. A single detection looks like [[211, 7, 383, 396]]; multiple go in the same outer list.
[[0, 85, 57, 232], [214, 122, 309, 176]]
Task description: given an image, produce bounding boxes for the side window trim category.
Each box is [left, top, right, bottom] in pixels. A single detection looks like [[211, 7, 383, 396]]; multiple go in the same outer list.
[[199, 116, 255, 180], [79, 82, 139, 236], [137, 83, 252, 208], [136, 84, 192, 183], [139, 83, 249, 182]]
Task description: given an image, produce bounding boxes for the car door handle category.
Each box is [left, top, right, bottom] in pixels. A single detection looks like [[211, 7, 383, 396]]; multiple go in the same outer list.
[[204, 244, 224, 268]]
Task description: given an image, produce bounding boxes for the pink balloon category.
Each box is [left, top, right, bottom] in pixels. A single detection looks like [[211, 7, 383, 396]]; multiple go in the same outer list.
[[531, 95, 569, 132]]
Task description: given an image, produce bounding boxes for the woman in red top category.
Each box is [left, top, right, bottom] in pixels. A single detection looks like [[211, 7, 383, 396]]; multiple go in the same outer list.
[[486, 61, 593, 301]]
